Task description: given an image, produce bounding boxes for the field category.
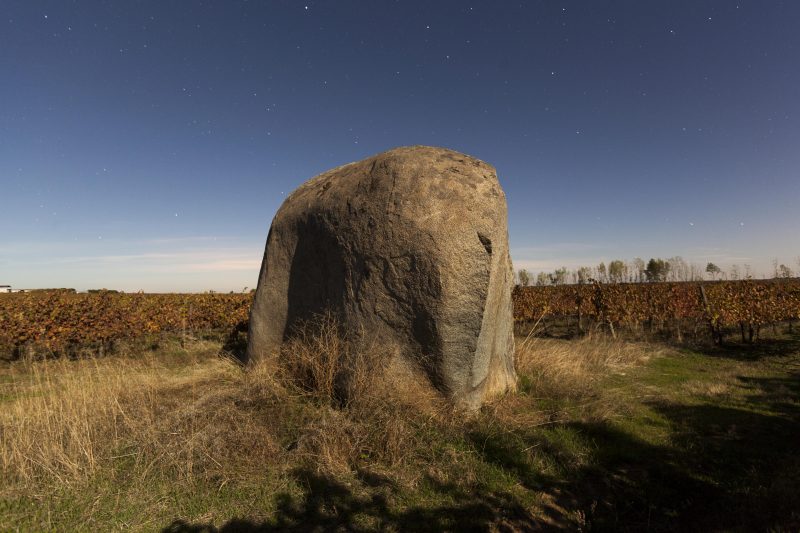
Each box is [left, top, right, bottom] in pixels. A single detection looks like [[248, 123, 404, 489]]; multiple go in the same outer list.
[[1, 284, 799, 530], [2, 325, 799, 530]]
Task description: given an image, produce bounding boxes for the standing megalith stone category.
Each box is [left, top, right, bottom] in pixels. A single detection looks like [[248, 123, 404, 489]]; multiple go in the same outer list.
[[247, 145, 516, 408]]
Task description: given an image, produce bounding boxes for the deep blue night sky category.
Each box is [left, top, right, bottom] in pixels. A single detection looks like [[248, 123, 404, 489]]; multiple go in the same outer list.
[[2, 1, 798, 291]]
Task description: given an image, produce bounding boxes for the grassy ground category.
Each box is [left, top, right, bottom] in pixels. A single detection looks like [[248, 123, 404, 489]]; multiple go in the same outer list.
[[1, 328, 799, 531]]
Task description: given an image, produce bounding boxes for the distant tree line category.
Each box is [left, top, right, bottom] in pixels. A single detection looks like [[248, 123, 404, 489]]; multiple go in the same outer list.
[[516, 256, 799, 287]]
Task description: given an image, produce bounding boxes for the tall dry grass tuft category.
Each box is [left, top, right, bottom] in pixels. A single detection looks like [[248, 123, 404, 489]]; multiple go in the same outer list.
[[273, 312, 450, 474], [516, 334, 658, 398], [487, 334, 663, 426], [277, 312, 381, 406]]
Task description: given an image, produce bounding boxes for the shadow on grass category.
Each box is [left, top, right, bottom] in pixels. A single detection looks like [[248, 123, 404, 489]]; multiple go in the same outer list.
[[639, 368, 800, 530], [467, 422, 716, 532], [467, 361, 800, 531], [163, 467, 539, 532], [691, 333, 800, 362]]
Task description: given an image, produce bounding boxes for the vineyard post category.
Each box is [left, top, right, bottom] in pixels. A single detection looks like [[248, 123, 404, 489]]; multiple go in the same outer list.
[[182, 303, 193, 348], [591, 281, 616, 339], [699, 285, 721, 345]]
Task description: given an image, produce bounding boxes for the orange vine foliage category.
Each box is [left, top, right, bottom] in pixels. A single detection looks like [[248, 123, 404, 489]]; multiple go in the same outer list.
[[513, 280, 800, 331], [0, 291, 251, 354], [2, 280, 799, 355]]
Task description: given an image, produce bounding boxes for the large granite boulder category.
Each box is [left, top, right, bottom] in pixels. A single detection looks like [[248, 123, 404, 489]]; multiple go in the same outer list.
[[247, 146, 516, 408]]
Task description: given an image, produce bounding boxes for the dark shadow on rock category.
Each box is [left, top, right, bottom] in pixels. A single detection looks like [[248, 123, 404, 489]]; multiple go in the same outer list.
[[283, 216, 348, 341], [281, 216, 448, 394]]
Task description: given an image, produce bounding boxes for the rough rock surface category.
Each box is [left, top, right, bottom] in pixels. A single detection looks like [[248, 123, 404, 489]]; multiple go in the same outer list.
[[246, 145, 516, 408]]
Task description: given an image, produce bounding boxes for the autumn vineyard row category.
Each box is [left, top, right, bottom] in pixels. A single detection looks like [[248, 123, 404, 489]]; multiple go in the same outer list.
[[514, 280, 800, 343], [1, 280, 799, 355], [0, 292, 251, 356]]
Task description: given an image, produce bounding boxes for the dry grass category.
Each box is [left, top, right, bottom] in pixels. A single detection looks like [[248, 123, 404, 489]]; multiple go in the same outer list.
[[479, 334, 666, 429], [0, 342, 279, 490], [274, 313, 451, 474], [516, 334, 660, 400], [682, 380, 732, 398], [278, 312, 390, 406], [0, 322, 672, 530], [0, 326, 659, 493], [0, 317, 452, 497]]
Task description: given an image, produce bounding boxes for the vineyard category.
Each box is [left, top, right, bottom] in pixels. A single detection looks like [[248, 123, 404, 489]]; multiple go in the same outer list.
[[514, 279, 800, 343], [1, 280, 799, 357], [0, 291, 251, 357]]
